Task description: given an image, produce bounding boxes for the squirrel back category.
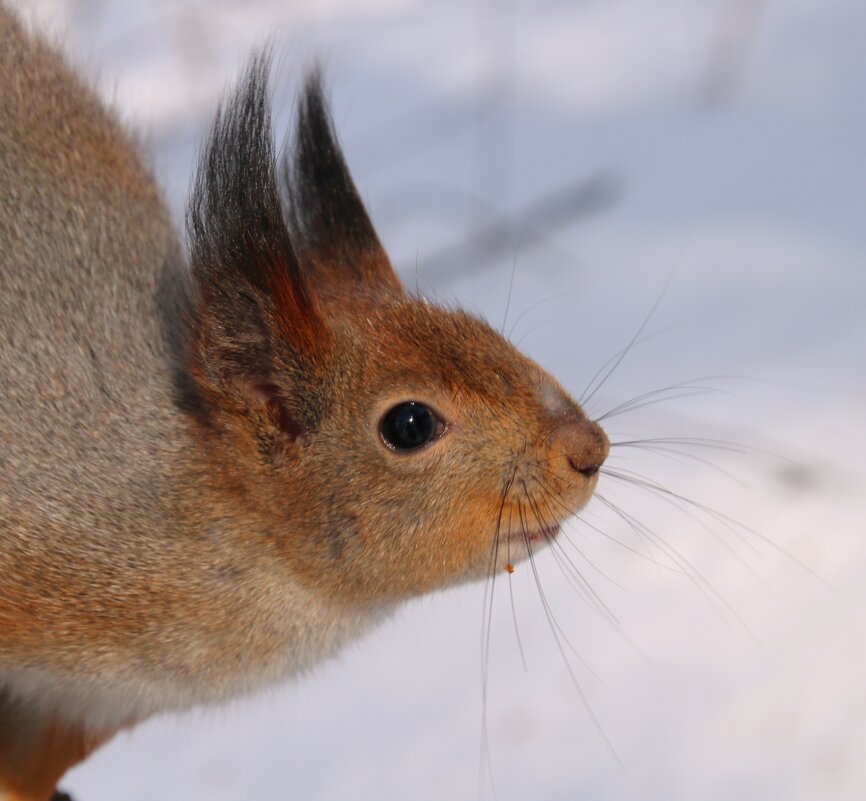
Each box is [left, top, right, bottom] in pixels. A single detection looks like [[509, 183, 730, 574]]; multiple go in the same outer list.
[[0, 7, 609, 799]]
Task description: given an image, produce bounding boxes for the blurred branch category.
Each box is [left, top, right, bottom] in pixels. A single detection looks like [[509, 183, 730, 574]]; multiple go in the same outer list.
[[410, 173, 620, 284]]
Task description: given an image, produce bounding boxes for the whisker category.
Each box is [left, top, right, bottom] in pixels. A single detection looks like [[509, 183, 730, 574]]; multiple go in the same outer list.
[[505, 503, 528, 672], [478, 468, 515, 801], [610, 436, 749, 452], [517, 494, 595, 671], [499, 240, 523, 338], [601, 465, 762, 551], [506, 288, 586, 343], [601, 467, 767, 574], [517, 495, 623, 767], [513, 320, 554, 349], [526, 485, 620, 624], [532, 486, 657, 666], [609, 435, 797, 467], [534, 483, 633, 591], [579, 283, 669, 409], [608, 443, 748, 488], [595, 492, 756, 636], [602, 464, 835, 598], [594, 380, 734, 422], [531, 464, 687, 573]]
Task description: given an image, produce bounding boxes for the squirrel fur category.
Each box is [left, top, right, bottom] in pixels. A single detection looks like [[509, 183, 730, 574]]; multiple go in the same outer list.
[[0, 6, 609, 799]]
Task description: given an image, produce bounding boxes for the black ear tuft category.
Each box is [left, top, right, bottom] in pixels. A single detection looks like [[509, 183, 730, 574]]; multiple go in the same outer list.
[[187, 53, 331, 361], [185, 54, 332, 437], [286, 69, 402, 296]]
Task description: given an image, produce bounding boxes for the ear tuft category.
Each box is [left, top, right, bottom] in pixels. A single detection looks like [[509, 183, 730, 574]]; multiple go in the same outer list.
[[187, 53, 331, 363], [185, 54, 332, 437], [286, 69, 402, 296]]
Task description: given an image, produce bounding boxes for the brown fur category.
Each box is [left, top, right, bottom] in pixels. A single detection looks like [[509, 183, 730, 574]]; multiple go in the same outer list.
[[0, 6, 608, 797], [0, 695, 115, 801]]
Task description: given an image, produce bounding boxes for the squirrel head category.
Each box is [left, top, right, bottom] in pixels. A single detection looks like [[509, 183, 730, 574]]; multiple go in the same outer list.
[[183, 58, 609, 604]]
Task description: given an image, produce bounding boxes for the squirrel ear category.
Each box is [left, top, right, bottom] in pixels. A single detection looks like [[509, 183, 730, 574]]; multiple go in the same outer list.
[[286, 70, 403, 297], [186, 55, 332, 434]]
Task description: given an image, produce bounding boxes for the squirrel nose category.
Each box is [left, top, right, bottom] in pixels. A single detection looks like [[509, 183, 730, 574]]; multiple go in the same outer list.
[[551, 418, 609, 478]]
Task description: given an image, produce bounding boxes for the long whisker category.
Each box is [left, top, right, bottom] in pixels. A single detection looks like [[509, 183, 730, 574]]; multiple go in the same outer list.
[[504, 503, 528, 672], [609, 435, 797, 466], [518, 490, 595, 668], [478, 468, 515, 801], [579, 283, 669, 409], [537, 460, 776, 632], [533, 431, 745, 469], [525, 485, 619, 624], [532, 482, 632, 591], [513, 319, 555, 350], [531, 485, 656, 666], [610, 436, 749, 452], [606, 463, 756, 542], [514, 497, 591, 671], [531, 464, 688, 574], [499, 239, 523, 338], [506, 287, 586, 343], [594, 380, 734, 422], [594, 492, 755, 635], [603, 469, 774, 597], [516, 494, 623, 767], [607, 443, 748, 488], [601, 465, 827, 587]]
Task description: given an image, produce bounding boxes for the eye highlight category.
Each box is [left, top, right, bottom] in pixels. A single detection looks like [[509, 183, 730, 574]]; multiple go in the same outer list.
[[379, 402, 444, 452]]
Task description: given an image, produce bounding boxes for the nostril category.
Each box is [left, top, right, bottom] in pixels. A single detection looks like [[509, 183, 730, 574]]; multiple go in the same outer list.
[[568, 457, 600, 478], [552, 418, 609, 479]]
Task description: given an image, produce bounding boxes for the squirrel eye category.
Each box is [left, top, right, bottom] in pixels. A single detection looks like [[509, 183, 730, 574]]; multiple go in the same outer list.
[[380, 402, 442, 452]]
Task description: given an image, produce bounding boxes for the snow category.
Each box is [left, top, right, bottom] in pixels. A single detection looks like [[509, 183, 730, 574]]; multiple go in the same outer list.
[[7, 0, 866, 799]]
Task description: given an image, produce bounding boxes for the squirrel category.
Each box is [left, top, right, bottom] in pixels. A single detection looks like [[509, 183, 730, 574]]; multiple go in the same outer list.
[[0, 6, 609, 800]]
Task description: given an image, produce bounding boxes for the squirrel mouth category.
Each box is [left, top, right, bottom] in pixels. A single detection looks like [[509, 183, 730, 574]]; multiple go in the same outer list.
[[503, 523, 561, 544]]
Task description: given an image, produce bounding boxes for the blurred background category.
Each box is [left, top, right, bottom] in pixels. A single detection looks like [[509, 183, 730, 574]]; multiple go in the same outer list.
[[9, 1, 866, 799]]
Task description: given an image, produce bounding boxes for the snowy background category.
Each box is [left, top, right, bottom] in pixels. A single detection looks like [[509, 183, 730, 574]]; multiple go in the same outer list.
[[8, 1, 866, 799]]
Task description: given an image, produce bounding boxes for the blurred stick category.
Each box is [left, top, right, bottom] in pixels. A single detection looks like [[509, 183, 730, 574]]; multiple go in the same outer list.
[[413, 174, 620, 284]]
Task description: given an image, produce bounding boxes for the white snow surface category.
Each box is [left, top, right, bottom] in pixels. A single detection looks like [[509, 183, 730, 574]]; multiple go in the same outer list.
[[7, 1, 866, 799]]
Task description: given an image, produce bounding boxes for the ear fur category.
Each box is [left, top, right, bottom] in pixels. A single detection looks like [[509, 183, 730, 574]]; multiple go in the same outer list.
[[286, 69, 403, 296], [186, 54, 332, 438]]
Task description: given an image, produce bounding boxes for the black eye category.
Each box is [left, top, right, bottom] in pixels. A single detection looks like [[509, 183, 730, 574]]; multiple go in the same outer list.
[[380, 402, 442, 452]]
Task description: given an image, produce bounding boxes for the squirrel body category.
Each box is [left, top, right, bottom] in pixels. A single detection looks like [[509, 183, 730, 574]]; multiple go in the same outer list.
[[0, 7, 608, 799]]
